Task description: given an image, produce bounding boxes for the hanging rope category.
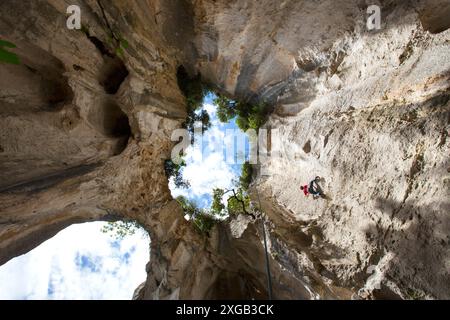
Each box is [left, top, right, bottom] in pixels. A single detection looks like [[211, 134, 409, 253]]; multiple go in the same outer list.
[[255, 186, 273, 300]]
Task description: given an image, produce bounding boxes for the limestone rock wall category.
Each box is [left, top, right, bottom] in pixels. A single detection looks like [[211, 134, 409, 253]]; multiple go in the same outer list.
[[245, 2, 450, 299]]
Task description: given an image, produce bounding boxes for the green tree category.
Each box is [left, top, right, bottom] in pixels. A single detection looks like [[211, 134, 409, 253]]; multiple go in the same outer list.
[[213, 93, 268, 131], [176, 196, 202, 218], [177, 67, 211, 137], [235, 116, 250, 131], [192, 212, 217, 235], [176, 196, 218, 235], [227, 188, 252, 216], [211, 187, 253, 218], [239, 161, 253, 191], [185, 109, 211, 137], [164, 158, 190, 189], [101, 220, 145, 240], [214, 94, 238, 123], [211, 188, 226, 216], [247, 102, 268, 130], [210, 162, 254, 217]]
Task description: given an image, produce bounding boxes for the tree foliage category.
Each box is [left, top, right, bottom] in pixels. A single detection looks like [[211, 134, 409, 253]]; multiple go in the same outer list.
[[213, 93, 269, 131], [210, 188, 226, 216], [192, 212, 218, 235], [239, 161, 253, 191], [175, 162, 256, 233], [226, 188, 252, 216], [210, 187, 253, 217], [176, 196, 219, 235], [101, 220, 145, 240], [210, 161, 255, 217], [185, 109, 211, 138], [176, 195, 202, 217], [164, 158, 190, 189], [177, 66, 211, 137]]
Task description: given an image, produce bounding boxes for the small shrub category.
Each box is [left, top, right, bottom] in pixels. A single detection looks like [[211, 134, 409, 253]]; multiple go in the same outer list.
[[176, 196, 202, 217], [405, 288, 426, 300], [176, 196, 218, 235], [239, 161, 253, 191], [101, 220, 146, 240], [226, 188, 251, 216], [247, 102, 269, 130], [213, 93, 269, 131], [164, 158, 190, 189], [211, 188, 226, 216], [192, 212, 218, 235], [177, 66, 211, 137]]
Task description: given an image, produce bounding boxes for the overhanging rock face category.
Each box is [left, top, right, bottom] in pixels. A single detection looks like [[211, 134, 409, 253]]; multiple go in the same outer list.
[[0, 0, 449, 299]]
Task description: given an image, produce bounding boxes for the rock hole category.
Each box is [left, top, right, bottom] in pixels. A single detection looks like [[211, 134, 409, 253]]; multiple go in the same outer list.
[[43, 77, 74, 107], [86, 34, 113, 57], [0, 44, 74, 114], [60, 107, 81, 131], [297, 58, 318, 72], [88, 98, 131, 154], [176, 65, 201, 99], [303, 140, 311, 154], [73, 64, 84, 71], [81, 27, 113, 58], [99, 56, 129, 94], [100, 101, 130, 137], [81, 30, 129, 94]]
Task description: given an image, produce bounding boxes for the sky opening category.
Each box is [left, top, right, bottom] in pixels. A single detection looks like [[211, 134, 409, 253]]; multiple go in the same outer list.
[[168, 92, 249, 210], [0, 222, 149, 300]]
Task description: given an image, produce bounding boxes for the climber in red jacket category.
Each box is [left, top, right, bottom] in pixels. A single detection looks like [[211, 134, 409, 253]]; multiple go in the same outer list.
[[300, 184, 310, 196], [301, 176, 321, 199]]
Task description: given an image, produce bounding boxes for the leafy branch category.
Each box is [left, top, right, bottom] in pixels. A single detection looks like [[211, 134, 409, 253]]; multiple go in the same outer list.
[[0, 40, 20, 65], [214, 93, 269, 132], [101, 219, 147, 240]]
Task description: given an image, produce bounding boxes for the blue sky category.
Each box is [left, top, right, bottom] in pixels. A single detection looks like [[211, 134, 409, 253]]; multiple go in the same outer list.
[[169, 92, 249, 209], [0, 222, 149, 300]]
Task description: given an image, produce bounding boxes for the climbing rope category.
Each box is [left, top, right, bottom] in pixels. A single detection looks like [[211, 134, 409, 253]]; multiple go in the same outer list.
[[255, 186, 273, 300]]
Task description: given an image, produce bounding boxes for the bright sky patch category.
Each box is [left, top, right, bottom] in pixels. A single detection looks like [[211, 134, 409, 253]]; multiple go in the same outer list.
[[169, 93, 245, 208], [0, 222, 149, 300]]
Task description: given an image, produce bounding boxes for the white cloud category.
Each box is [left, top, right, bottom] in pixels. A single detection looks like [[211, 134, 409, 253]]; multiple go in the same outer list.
[[183, 151, 236, 196], [169, 100, 244, 207], [0, 222, 149, 300], [203, 103, 217, 118]]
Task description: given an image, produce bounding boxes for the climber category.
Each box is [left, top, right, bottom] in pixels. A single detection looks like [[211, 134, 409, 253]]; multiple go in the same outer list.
[[300, 176, 322, 199]]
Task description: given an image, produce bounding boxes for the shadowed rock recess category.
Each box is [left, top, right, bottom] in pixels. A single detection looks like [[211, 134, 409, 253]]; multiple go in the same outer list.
[[0, 0, 449, 300]]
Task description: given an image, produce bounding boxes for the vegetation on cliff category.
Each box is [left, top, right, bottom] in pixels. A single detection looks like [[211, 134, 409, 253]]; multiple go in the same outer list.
[[214, 94, 269, 131], [175, 161, 255, 235], [177, 66, 211, 136], [164, 158, 190, 189], [101, 219, 148, 240]]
